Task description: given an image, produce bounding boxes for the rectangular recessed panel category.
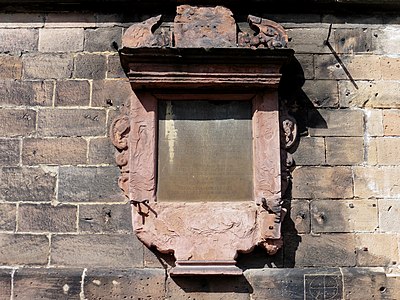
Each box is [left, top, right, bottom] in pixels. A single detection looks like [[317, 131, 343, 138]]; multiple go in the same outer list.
[[157, 100, 253, 202]]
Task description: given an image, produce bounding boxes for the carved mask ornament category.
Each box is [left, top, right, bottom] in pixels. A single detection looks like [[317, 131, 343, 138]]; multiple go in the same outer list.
[[111, 5, 297, 275]]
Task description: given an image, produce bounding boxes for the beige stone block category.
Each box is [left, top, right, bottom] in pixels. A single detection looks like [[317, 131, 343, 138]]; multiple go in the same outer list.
[[311, 200, 378, 233], [315, 54, 381, 80], [292, 137, 325, 166], [379, 199, 400, 233], [381, 57, 400, 80], [302, 80, 339, 108], [384, 109, 400, 136], [369, 137, 400, 165], [287, 28, 331, 54], [39, 28, 84, 52], [326, 137, 364, 165], [354, 166, 400, 198], [339, 80, 400, 108], [295, 54, 314, 79], [366, 109, 383, 137], [356, 234, 399, 266], [292, 166, 353, 199], [283, 200, 310, 234], [333, 28, 372, 54], [372, 26, 400, 55]]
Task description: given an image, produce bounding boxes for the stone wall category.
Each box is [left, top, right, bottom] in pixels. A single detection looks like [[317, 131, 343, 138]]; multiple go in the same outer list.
[[0, 7, 399, 299]]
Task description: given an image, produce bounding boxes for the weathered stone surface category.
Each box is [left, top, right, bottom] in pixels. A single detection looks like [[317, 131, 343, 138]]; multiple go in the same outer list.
[[383, 109, 400, 136], [166, 275, 250, 300], [378, 200, 400, 233], [0, 167, 56, 202], [0, 80, 53, 106], [45, 13, 96, 28], [13, 268, 82, 300], [334, 28, 372, 53], [295, 54, 314, 79], [23, 54, 73, 79], [283, 200, 310, 234], [311, 200, 378, 233], [174, 5, 236, 48], [381, 57, 400, 80], [0, 234, 48, 265], [106, 54, 125, 78], [0, 203, 16, 231], [0, 29, 38, 53], [366, 109, 383, 137], [292, 137, 325, 166], [292, 167, 353, 199], [0, 109, 36, 137], [302, 80, 339, 108], [354, 166, 400, 198], [386, 274, 400, 299], [55, 80, 90, 106], [0, 13, 44, 28], [91, 79, 132, 107], [51, 234, 143, 267], [0, 55, 22, 79], [245, 268, 342, 299], [39, 28, 84, 52], [84, 27, 122, 52], [372, 26, 400, 55], [368, 137, 400, 165], [88, 137, 115, 164], [315, 54, 381, 80], [22, 138, 87, 165], [0, 269, 11, 300], [58, 166, 125, 202], [85, 268, 165, 300], [74, 54, 106, 79], [339, 80, 400, 108], [37, 109, 106, 137], [287, 28, 330, 54], [79, 204, 131, 233], [308, 109, 364, 137], [356, 234, 399, 266], [0, 139, 19, 166], [325, 137, 364, 165], [284, 234, 356, 267], [18, 204, 77, 233]]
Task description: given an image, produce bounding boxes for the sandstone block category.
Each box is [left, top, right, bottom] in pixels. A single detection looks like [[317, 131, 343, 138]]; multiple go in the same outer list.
[[302, 80, 339, 108], [18, 204, 77, 233], [13, 268, 82, 300], [0, 80, 53, 106], [295, 54, 314, 79], [0, 29, 38, 53], [85, 268, 165, 300], [284, 200, 311, 234], [292, 137, 325, 166], [308, 109, 364, 137], [325, 137, 364, 165], [74, 54, 106, 79], [91, 79, 132, 108], [383, 109, 400, 136], [368, 137, 400, 165], [354, 166, 400, 198], [0, 203, 16, 231], [315, 54, 381, 80], [283, 234, 356, 267], [0, 233, 48, 265], [23, 54, 73, 79], [39, 28, 84, 52], [37, 108, 106, 137], [58, 166, 125, 202], [79, 203, 131, 233], [372, 26, 400, 55], [292, 166, 353, 199], [88, 137, 115, 164], [311, 200, 378, 233], [0, 167, 56, 202], [378, 199, 400, 233], [333, 28, 372, 53], [107, 54, 125, 78], [287, 28, 330, 54], [45, 13, 96, 28], [55, 80, 90, 106], [366, 109, 383, 137], [51, 234, 143, 267], [0, 13, 44, 28], [84, 27, 122, 52], [0, 269, 11, 300], [22, 137, 87, 165], [355, 233, 399, 266], [0, 109, 36, 137], [0, 55, 22, 79], [0, 139, 20, 166], [381, 57, 400, 80]]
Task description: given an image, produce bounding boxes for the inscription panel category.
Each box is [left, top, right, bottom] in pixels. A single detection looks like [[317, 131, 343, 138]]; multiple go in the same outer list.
[[157, 100, 253, 202]]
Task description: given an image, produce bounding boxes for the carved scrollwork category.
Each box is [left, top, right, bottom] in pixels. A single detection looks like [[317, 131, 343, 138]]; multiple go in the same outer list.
[[238, 15, 289, 49]]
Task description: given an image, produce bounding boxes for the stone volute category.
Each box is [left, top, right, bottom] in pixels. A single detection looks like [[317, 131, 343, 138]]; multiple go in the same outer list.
[[111, 5, 296, 275]]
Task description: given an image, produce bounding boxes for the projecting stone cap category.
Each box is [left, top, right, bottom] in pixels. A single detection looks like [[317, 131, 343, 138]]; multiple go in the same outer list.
[[174, 5, 236, 48]]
